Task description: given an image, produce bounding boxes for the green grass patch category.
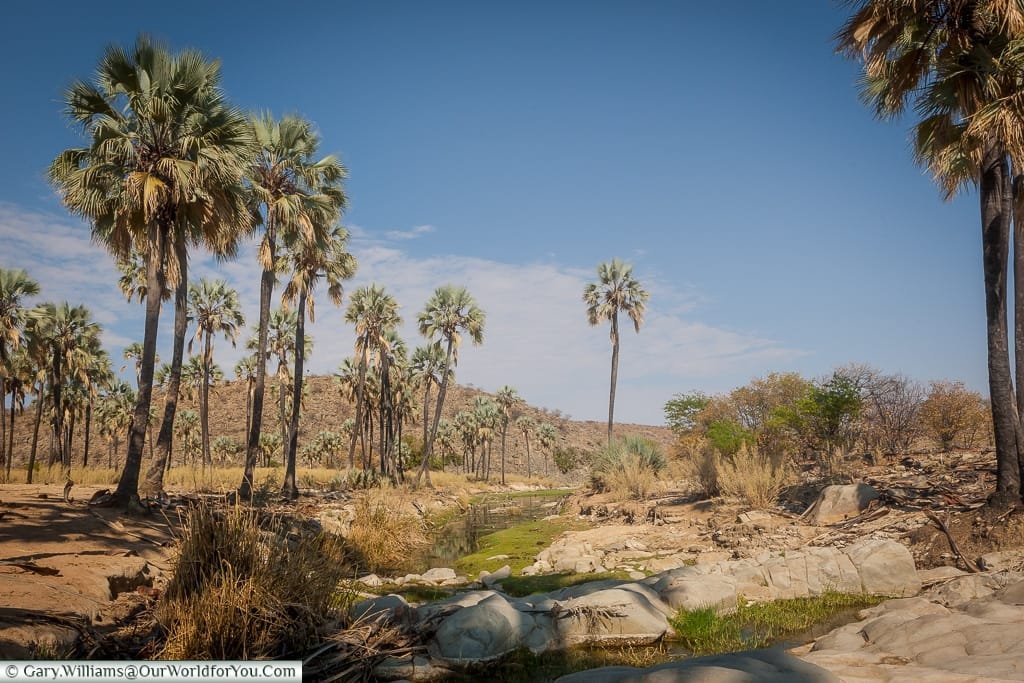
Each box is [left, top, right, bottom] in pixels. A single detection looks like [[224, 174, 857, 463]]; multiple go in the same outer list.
[[670, 591, 886, 655], [362, 582, 453, 603], [501, 571, 632, 598], [454, 516, 590, 577]]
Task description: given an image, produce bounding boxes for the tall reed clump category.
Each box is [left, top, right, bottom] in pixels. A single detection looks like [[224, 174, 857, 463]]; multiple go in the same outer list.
[[716, 444, 790, 508], [156, 503, 351, 659], [346, 488, 430, 573], [590, 436, 667, 500]]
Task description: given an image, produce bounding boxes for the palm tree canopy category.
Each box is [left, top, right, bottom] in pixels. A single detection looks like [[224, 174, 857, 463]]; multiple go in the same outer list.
[[417, 285, 485, 363], [0, 268, 40, 367], [281, 226, 357, 322], [410, 343, 452, 389], [49, 36, 255, 272], [584, 258, 649, 335], [496, 385, 522, 424], [188, 278, 245, 352], [248, 113, 348, 267], [836, 0, 1024, 197], [345, 284, 401, 355]]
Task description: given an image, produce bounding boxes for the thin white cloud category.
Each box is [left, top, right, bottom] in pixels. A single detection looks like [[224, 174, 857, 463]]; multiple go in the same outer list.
[[383, 224, 435, 241], [0, 203, 803, 424]]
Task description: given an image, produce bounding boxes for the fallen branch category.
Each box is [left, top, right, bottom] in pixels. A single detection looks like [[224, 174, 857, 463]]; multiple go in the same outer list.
[[924, 510, 981, 573]]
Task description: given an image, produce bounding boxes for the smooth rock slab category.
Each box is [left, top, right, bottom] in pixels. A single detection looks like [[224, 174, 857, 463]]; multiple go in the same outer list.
[[555, 648, 840, 683], [551, 587, 672, 647], [429, 593, 538, 665]]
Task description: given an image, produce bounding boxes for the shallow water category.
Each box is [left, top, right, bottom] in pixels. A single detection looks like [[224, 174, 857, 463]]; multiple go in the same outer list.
[[416, 492, 570, 571]]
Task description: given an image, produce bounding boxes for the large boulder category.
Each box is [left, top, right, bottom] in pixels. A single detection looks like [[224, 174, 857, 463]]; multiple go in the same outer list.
[[844, 539, 921, 597], [659, 575, 738, 613], [429, 593, 539, 665], [806, 484, 879, 525], [555, 648, 840, 683], [551, 587, 672, 647]]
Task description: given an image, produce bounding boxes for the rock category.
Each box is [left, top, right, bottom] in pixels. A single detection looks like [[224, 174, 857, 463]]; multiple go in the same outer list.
[[482, 565, 511, 587], [628, 571, 645, 580], [645, 556, 687, 573], [429, 593, 538, 665], [979, 549, 1024, 572], [372, 654, 452, 681], [552, 587, 672, 646], [806, 483, 879, 525], [421, 567, 457, 584], [351, 594, 411, 622], [487, 554, 511, 561], [844, 539, 920, 597], [416, 590, 498, 623], [737, 510, 773, 525], [555, 649, 840, 682], [520, 565, 539, 577], [357, 573, 385, 587], [659, 575, 737, 613], [573, 556, 603, 573], [916, 566, 967, 584]]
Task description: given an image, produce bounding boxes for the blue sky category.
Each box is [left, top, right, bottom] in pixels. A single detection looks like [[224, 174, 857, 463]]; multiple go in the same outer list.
[[0, 1, 985, 424]]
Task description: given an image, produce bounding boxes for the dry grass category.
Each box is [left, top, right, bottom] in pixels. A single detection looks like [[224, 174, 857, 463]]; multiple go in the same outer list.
[[604, 453, 663, 501], [156, 502, 351, 659], [16, 465, 348, 492], [716, 444, 790, 508], [346, 488, 430, 573]]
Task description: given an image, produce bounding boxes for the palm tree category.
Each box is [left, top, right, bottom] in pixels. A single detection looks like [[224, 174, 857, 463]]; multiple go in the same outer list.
[[234, 354, 259, 445], [472, 396, 500, 480], [410, 343, 451, 466], [279, 227, 356, 498], [495, 385, 521, 485], [838, 1, 1024, 506], [4, 350, 33, 481], [584, 259, 649, 445], [26, 303, 102, 470], [239, 114, 345, 501], [50, 37, 253, 505], [80, 348, 113, 469], [516, 415, 537, 479], [0, 269, 39, 472], [96, 381, 135, 469], [454, 410, 479, 474], [537, 422, 558, 477], [344, 285, 401, 469], [415, 286, 486, 486], [188, 278, 244, 467]]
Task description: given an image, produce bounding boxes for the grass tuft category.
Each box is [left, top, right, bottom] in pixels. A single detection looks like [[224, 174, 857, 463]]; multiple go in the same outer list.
[[670, 591, 885, 655], [346, 488, 429, 574]]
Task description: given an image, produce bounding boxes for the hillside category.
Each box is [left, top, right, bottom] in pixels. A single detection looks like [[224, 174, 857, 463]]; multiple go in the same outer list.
[[6, 375, 675, 475]]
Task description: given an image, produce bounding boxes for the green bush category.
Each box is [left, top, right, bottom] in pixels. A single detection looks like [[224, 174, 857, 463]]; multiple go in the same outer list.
[[706, 419, 753, 457]]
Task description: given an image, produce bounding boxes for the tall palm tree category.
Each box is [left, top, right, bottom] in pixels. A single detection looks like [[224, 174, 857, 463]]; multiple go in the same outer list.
[[537, 422, 558, 477], [838, 1, 1024, 506], [415, 286, 486, 486], [0, 269, 39, 471], [454, 410, 479, 474], [375, 329, 408, 477], [234, 354, 259, 446], [344, 285, 401, 469], [584, 259, 649, 445], [472, 396, 499, 480], [410, 343, 450, 465], [4, 350, 32, 481], [279, 227, 356, 498], [239, 114, 344, 501], [50, 37, 253, 505], [495, 385, 521, 485], [516, 415, 537, 479], [188, 278, 244, 467], [26, 303, 102, 470]]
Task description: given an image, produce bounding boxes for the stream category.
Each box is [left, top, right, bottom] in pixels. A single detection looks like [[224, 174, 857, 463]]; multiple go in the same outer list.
[[416, 491, 571, 571]]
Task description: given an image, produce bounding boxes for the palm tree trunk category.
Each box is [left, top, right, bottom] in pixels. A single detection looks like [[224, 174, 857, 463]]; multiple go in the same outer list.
[[114, 223, 166, 506], [347, 344, 369, 469], [283, 292, 306, 500], [981, 147, 1023, 507], [278, 371, 287, 460], [6, 395, 15, 481], [608, 310, 619, 446], [500, 426, 507, 485], [1, 377, 6, 474], [422, 384, 431, 470], [524, 433, 531, 479], [417, 338, 454, 486], [27, 382, 43, 484], [241, 224, 276, 500], [82, 403, 91, 468], [245, 379, 253, 446], [201, 334, 212, 468], [66, 405, 76, 471], [145, 241, 188, 495]]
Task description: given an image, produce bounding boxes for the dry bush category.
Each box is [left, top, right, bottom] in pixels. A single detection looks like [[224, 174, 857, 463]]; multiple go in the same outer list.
[[604, 452, 662, 501], [157, 503, 350, 659], [590, 436, 666, 501], [716, 444, 789, 508], [346, 488, 429, 573], [919, 381, 991, 450], [672, 434, 719, 498]]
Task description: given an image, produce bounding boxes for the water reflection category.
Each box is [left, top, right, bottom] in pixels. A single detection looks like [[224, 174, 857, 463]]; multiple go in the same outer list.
[[417, 493, 568, 571]]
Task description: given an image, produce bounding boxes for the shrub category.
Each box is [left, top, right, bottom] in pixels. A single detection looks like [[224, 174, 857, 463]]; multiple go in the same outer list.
[[716, 444, 789, 508], [552, 446, 584, 474], [347, 488, 429, 573], [919, 381, 991, 450], [157, 503, 350, 659], [590, 436, 666, 500], [211, 436, 242, 463], [706, 419, 753, 457]]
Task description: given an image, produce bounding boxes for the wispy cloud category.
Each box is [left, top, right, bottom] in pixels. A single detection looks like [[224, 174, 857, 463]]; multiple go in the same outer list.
[[0, 203, 803, 424], [383, 224, 435, 241]]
